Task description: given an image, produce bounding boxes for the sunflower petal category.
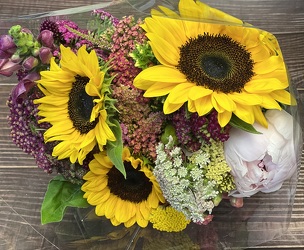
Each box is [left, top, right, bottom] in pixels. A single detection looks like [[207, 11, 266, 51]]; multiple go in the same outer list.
[[163, 99, 184, 114], [167, 82, 194, 104], [252, 106, 268, 127], [193, 96, 213, 116], [245, 78, 288, 93], [188, 86, 213, 101], [233, 104, 255, 124], [254, 56, 284, 74], [146, 33, 179, 66], [134, 65, 186, 91], [212, 92, 236, 112], [270, 89, 294, 105], [218, 110, 232, 127]]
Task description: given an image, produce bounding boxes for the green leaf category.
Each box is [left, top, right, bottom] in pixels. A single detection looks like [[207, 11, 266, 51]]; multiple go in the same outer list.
[[41, 175, 89, 225], [106, 120, 126, 178], [229, 114, 262, 134]]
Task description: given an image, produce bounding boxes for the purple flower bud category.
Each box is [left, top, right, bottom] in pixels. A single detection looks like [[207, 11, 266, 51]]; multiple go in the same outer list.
[[38, 30, 54, 48], [11, 72, 40, 102], [0, 58, 21, 76], [22, 56, 38, 71], [0, 35, 17, 59], [39, 47, 53, 64]]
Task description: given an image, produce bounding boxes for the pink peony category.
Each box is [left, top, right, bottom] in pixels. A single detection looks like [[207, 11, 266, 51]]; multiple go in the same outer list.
[[224, 109, 301, 197]]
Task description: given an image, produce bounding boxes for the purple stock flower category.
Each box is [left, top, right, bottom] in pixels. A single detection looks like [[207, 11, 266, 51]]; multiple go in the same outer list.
[[38, 30, 55, 48], [0, 58, 21, 76], [39, 47, 53, 64], [11, 71, 40, 102], [22, 56, 38, 71], [0, 35, 17, 59]]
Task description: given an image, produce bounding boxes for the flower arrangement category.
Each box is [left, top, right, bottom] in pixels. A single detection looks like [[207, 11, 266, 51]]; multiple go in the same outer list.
[[1, 0, 301, 235]]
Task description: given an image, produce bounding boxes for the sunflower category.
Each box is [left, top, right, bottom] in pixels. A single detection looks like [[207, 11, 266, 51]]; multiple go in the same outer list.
[[34, 45, 116, 164], [81, 147, 165, 228], [133, 0, 292, 127]]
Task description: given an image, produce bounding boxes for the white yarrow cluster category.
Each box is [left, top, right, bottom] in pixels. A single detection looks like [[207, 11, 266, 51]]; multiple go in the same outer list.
[[154, 136, 219, 224]]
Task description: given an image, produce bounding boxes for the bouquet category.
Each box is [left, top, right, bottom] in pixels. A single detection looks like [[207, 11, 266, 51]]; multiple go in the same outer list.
[[1, 0, 302, 247]]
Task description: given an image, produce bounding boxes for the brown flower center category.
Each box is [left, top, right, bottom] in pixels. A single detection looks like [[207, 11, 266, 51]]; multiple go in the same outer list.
[[107, 161, 153, 203], [177, 33, 255, 93], [68, 75, 98, 134]]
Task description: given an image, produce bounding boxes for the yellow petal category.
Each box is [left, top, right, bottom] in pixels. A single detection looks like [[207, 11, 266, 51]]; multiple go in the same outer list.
[[114, 199, 129, 223], [163, 99, 184, 114], [139, 201, 151, 221], [233, 104, 255, 124], [217, 110, 232, 127], [96, 111, 116, 142], [134, 65, 186, 91], [167, 82, 194, 104], [110, 217, 121, 226], [95, 202, 106, 216], [260, 95, 282, 110], [94, 153, 113, 169], [146, 33, 179, 66], [244, 78, 287, 93], [104, 196, 117, 219], [136, 206, 149, 227], [193, 96, 213, 116], [270, 89, 294, 105], [144, 81, 180, 97], [228, 92, 262, 105], [124, 216, 136, 228], [212, 92, 236, 112], [179, 0, 211, 20], [157, 6, 180, 18], [254, 56, 283, 74], [188, 86, 213, 101], [252, 106, 268, 127]]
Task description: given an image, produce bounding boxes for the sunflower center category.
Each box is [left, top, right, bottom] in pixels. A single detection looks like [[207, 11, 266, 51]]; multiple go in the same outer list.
[[201, 54, 231, 79], [107, 162, 153, 203], [68, 75, 98, 134], [177, 33, 254, 93]]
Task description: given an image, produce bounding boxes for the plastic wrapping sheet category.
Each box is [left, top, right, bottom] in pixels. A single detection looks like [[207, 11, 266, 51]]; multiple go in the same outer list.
[[0, 0, 303, 249]]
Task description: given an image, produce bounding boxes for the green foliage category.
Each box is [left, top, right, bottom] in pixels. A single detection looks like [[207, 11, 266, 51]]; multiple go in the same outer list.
[[41, 175, 89, 224], [106, 119, 126, 178], [229, 114, 262, 134]]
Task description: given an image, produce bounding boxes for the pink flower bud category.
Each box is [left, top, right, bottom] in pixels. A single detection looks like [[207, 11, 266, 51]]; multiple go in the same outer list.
[[39, 47, 53, 64], [0, 58, 21, 76], [11, 54, 22, 63], [22, 56, 38, 71], [38, 30, 54, 48], [229, 197, 244, 208]]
